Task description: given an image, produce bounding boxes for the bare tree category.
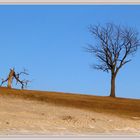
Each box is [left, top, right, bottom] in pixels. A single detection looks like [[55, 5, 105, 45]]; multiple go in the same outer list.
[[1, 68, 30, 89], [86, 23, 140, 97]]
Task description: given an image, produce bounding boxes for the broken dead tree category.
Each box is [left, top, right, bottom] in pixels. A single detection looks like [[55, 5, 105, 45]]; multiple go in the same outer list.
[[1, 68, 30, 89]]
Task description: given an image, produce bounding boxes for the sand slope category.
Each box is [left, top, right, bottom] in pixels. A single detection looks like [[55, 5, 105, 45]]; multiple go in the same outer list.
[[0, 87, 140, 135]]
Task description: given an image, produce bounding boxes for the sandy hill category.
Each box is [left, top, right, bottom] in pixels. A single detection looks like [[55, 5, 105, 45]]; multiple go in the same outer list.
[[0, 87, 140, 135]]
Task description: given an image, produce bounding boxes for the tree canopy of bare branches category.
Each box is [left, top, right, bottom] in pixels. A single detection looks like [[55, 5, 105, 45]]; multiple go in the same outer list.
[[1, 68, 30, 89], [86, 23, 140, 97]]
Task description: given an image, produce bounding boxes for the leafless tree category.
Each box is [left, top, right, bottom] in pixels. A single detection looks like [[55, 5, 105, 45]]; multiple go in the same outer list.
[[86, 23, 140, 97], [1, 68, 30, 89]]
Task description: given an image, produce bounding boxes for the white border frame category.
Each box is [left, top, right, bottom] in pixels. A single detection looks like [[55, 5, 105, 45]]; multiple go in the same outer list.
[[0, 1, 139, 139]]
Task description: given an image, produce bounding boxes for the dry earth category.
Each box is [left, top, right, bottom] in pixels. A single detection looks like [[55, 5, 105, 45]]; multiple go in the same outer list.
[[0, 87, 140, 135]]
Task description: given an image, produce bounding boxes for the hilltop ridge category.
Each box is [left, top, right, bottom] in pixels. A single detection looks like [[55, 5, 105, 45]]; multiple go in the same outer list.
[[0, 87, 140, 118], [0, 87, 140, 135]]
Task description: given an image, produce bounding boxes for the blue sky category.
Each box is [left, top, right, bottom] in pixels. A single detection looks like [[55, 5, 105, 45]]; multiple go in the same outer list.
[[0, 5, 140, 99]]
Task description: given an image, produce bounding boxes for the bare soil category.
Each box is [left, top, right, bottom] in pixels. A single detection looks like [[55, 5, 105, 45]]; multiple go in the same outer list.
[[0, 87, 140, 135]]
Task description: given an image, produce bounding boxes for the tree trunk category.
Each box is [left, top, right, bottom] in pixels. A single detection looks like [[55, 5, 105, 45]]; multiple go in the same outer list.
[[7, 69, 15, 88], [7, 78, 12, 88], [110, 74, 116, 97]]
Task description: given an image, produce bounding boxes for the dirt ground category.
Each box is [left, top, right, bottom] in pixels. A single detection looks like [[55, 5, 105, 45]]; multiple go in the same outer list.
[[0, 89, 140, 135]]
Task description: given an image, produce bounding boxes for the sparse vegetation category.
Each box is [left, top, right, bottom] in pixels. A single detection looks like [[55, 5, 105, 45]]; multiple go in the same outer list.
[[0, 87, 140, 135], [0, 87, 140, 118], [61, 115, 73, 121]]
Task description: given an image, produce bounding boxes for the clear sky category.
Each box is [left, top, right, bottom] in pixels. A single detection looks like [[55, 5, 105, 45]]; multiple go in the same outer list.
[[0, 5, 140, 99]]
